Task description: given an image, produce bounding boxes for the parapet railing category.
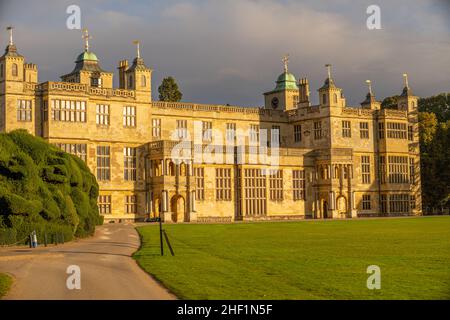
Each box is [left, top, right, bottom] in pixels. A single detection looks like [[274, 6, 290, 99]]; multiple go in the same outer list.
[[151, 101, 270, 115], [29, 82, 135, 98]]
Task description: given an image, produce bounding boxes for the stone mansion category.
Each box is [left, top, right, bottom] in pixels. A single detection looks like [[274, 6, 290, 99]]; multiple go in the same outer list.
[[0, 29, 422, 223]]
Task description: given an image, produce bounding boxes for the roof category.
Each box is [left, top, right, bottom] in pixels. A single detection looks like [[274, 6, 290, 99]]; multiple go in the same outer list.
[[63, 50, 107, 77], [319, 77, 336, 91], [126, 57, 150, 72], [400, 86, 413, 97], [76, 51, 98, 62], [361, 92, 377, 106], [2, 44, 23, 58], [266, 71, 298, 94]]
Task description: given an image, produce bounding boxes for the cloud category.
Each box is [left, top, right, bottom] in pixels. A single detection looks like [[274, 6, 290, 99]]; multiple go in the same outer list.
[[1, 0, 449, 106]]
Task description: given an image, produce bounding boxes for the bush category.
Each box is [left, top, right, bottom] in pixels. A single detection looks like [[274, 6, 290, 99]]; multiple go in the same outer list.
[[0, 130, 102, 245]]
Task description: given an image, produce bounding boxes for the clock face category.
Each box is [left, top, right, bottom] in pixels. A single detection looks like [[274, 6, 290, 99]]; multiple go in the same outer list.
[[271, 97, 279, 109]]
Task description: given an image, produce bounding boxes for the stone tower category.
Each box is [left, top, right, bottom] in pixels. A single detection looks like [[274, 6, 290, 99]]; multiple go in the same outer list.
[[118, 40, 152, 101], [0, 26, 38, 133], [60, 29, 113, 88], [264, 54, 300, 111]]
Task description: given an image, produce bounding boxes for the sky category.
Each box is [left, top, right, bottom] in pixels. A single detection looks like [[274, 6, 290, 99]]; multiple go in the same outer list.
[[1, 0, 449, 106]]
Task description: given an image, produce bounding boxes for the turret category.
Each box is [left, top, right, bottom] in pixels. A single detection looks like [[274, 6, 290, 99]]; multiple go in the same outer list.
[[0, 26, 37, 134], [397, 73, 418, 113], [0, 26, 25, 84], [360, 80, 380, 110], [264, 54, 300, 111], [124, 40, 152, 94], [61, 28, 113, 88], [318, 64, 346, 108]]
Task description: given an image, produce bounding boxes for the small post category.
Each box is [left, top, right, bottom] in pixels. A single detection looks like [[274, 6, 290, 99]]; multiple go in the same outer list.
[[44, 232, 48, 247], [29, 233, 33, 248]]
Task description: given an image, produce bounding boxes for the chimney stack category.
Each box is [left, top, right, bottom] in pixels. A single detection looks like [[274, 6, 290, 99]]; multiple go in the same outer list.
[[298, 78, 310, 105], [118, 60, 129, 89]]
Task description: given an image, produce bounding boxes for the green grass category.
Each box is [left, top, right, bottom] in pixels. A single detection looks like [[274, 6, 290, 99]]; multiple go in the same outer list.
[[0, 273, 12, 299], [133, 217, 450, 300]]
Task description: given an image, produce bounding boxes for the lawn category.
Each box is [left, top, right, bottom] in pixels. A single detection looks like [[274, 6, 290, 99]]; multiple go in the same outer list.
[[0, 273, 12, 299], [133, 217, 450, 300]]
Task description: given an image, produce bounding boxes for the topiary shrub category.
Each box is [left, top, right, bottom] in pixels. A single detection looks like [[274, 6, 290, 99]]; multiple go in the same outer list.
[[0, 130, 102, 245]]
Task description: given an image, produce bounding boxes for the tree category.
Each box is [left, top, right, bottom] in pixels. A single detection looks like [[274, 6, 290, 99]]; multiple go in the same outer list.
[[158, 76, 182, 102], [419, 93, 450, 122], [419, 112, 438, 147], [381, 95, 399, 109], [0, 130, 102, 245], [420, 121, 450, 208]]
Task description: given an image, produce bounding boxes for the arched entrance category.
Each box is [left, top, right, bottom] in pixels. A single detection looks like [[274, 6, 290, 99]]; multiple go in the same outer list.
[[323, 201, 329, 219], [170, 195, 185, 223]]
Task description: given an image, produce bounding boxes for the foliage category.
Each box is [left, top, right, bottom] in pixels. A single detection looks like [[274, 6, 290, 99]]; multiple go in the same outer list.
[[158, 76, 183, 102], [0, 273, 12, 298], [417, 95, 450, 208], [381, 95, 400, 109], [0, 130, 102, 245], [420, 117, 450, 207], [134, 218, 450, 299], [419, 93, 450, 122]]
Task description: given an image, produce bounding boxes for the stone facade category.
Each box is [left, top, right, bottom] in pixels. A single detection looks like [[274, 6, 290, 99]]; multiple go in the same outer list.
[[0, 33, 422, 223]]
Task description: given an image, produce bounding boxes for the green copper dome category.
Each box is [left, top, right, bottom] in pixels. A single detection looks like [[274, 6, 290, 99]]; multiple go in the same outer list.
[[76, 51, 98, 62], [274, 72, 298, 91]]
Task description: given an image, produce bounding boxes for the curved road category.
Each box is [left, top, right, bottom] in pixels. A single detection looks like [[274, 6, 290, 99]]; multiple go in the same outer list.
[[0, 224, 175, 300]]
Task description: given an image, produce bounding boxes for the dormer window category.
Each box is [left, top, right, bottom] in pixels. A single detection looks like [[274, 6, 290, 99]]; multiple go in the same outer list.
[[322, 93, 327, 104]]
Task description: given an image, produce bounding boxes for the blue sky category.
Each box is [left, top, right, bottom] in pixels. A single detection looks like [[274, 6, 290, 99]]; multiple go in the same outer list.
[[1, 0, 449, 106]]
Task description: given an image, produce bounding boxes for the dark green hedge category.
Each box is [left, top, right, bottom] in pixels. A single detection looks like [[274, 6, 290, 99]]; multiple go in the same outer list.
[[0, 130, 102, 245]]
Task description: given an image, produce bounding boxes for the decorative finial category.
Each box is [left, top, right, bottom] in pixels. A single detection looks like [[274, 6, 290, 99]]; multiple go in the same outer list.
[[133, 40, 140, 59], [82, 28, 92, 52], [6, 26, 13, 46], [403, 73, 409, 89], [282, 54, 289, 73], [365, 80, 373, 95], [325, 64, 332, 80]]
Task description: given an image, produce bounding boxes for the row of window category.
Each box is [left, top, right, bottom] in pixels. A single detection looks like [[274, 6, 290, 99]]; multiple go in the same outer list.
[[342, 121, 370, 139], [361, 155, 416, 185], [97, 192, 416, 215], [361, 194, 416, 212], [14, 100, 414, 145], [193, 168, 306, 202], [380, 194, 415, 214], [48, 100, 136, 126], [152, 120, 281, 144], [53, 144, 138, 182], [379, 122, 411, 140], [98, 195, 137, 215], [97, 146, 138, 181]]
